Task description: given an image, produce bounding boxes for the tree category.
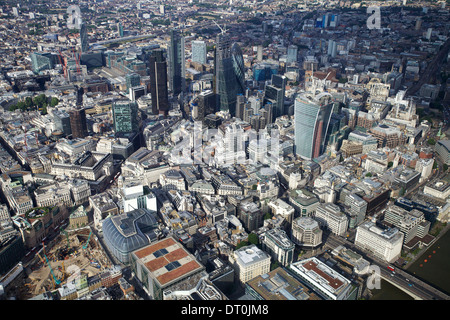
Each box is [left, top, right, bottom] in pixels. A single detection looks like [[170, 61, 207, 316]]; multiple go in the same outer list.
[[50, 97, 59, 107], [428, 138, 436, 145], [248, 233, 259, 245]]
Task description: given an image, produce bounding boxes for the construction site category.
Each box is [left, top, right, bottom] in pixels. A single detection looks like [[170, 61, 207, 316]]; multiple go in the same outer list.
[[16, 227, 113, 300]]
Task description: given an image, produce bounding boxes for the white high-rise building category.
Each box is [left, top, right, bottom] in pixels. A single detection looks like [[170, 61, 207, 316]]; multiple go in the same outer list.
[[191, 40, 207, 65], [355, 221, 403, 263]]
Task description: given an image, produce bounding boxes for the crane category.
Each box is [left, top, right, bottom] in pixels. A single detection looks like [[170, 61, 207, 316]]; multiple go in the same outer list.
[[44, 254, 61, 285], [82, 230, 92, 250], [213, 20, 227, 35]]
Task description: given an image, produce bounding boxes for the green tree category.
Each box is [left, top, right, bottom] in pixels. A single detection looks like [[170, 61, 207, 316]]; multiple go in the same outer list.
[[50, 97, 59, 107], [248, 233, 259, 245]]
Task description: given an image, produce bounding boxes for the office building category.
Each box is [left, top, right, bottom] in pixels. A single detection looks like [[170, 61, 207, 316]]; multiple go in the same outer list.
[[130, 237, 206, 300], [245, 267, 321, 300], [102, 208, 159, 264], [80, 22, 89, 53], [264, 74, 286, 121], [435, 140, 450, 165], [112, 101, 139, 134], [168, 29, 185, 96], [149, 49, 169, 115], [261, 228, 295, 267], [231, 42, 245, 96], [294, 93, 334, 160], [30, 52, 55, 74], [191, 40, 207, 65], [125, 73, 141, 94], [289, 188, 319, 217], [354, 221, 403, 263], [69, 108, 88, 138], [384, 205, 429, 245], [314, 203, 348, 237], [197, 89, 216, 120], [291, 216, 322, 248], [286, 45, 298, 63], [214, 33, 237, 116], [344, 193, 367, 229], [229, 244, 271, 283], [290, 257, 355, 300]]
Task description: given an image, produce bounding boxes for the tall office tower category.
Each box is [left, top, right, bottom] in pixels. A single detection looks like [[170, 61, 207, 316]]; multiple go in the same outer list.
[[80, 22, 89, 53], [191, 40, 207, 65], [126, 73, 141, 94], [294, 93, 334, 160], [197, 90, 216, 119], [69, 108, 88, 138], [264, 74, 286, 121], [257, 45, 263, 61], [214, 33, 237, 116], [235, 94, 245, 120], [286, 45, 298, 63], [149, 49, 169, 115], [112, 101, 139, 134], [231, 43, 246, 96], [118, 22, 124, 37], [168, 29, 185, 96]]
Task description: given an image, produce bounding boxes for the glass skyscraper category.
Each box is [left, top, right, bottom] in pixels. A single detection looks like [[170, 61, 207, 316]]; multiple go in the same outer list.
[[264, 74, 286, 121], [168, 29, 185, 96], [80, 22, 89, 53], [294, 93, 334, 160], [112, 101, 139, 134], [191, 40, 207, 65], [149, 49, 169, 115]]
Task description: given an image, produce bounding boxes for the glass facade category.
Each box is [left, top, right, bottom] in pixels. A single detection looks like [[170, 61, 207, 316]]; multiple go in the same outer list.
[[112, 101, 139, 134], [294, 93, 334, 160]]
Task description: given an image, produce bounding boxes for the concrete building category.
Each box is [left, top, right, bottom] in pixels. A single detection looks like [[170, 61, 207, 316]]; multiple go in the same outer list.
[[354, 221, 404, 263], [314, 203, 348, 237], [261, 228, 295, 267], [130, 237, 206, 300], [290, 257, 355, 300], [289, 188, 319, 217], [229, 244, 271, 283], [291, 216, 322, 248]]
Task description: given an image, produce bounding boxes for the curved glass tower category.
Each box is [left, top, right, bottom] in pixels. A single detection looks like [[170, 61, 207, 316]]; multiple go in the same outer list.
[[231, 42, 245, 95], [294, 92, 334, 160]]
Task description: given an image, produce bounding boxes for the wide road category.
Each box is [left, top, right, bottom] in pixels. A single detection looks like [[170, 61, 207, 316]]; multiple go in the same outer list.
[[324, 232, 450, 300]]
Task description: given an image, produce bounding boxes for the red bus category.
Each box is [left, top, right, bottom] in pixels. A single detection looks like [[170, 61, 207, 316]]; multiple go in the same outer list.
[[387, 265, 395, 272]]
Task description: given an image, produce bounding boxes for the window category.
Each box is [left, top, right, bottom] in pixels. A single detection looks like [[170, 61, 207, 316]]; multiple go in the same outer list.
[[165, 261, 181, 271]]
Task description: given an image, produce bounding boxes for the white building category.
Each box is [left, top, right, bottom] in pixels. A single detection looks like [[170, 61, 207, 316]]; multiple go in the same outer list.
[[291, 216, 322, 248], [121, 183, 157, 213], [354, 221, 404, 263], [268, 198, 295, 224], [261, 228, 295, 267], [290, 257, 354, 300], [229, 244, 271, 283], [415, 158, 434, 183], [314, 203, 348, 237]]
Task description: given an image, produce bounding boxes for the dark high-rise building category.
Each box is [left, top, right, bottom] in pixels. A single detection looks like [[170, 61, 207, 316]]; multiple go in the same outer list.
[[69, 108, 88, 138], [264, 74, 286, 121], [198, 90, 216, 118], [236, 94, 245, 120], [80, 22, 89, 53], [214, 33, 237, 116], [168, 29, 185, 96], [112, 101, 139, 133], [149, 49, 169, 116]]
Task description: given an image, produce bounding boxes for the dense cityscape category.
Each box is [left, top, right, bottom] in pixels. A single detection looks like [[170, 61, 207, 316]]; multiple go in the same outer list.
[[0, 0, 449, 306]]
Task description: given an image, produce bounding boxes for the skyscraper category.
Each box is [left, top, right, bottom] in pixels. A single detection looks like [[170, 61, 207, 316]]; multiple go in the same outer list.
[[231, 43, 245, 96], [264, 74, 286, 121], [214, 33, 237, 116], [168, 29, 185, 96], [80, 22, 89, 53], [149, 49, 169, 115], [191, 40, 207, 65], [287, 45, 298, 63], [69, 108, 88, 138], [112, 101, 139, 134], [126, 73, 141, 94], [294, 93, 334, 160]]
